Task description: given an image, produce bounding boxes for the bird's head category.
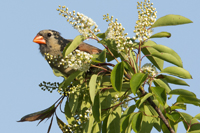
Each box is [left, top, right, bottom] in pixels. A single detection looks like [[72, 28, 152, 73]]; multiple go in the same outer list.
[[33, 30, 68, 56]]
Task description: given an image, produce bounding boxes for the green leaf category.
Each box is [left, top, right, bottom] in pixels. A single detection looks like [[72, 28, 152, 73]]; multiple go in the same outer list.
[[138, 115, 154, 133], [162, 75, 189, 86], [151, 52, 182, 67], [150, 31, 171, 38], [96, 33, 105, 39], [89, 74, 97, 104], [123, 61, 135, 75], [151, 14, 193, 28], [83, 116, 94, 133], [188, 130, 200, 133], [107, 111, 120, 133], [62, 71, 82, 90], [177, 96, 200, 106], [129, 50, 138, 73], [195, 113, 200, 120], [166, 112, 180, 122], [68, 92, 79, 114], [137, 93, 153, 107], [64, 101, 75, 124], [99, 39, 120, 62], [153, 79, 171, 93], [97, 49, 106, 63], [101, 92, 112, 110], [92, 123, 100, 133], [64, 35, 85, 57], [161, 66, 192, 79], [169, 89, 196, 97], [179, 112, 193, 124], [121, 105, 136, 126], [142, 40, 164, 70], [111, 62, 124, 92], [171, 103, 186, 110], [102, 116, 108, 133], [52, 68, 64, 77], [132, 112, 143, 132], [92, 49, 106, 63], [151, 45, 183, 67], [56, 116, 69, 132], [151, 87, 166, 106], [121, 114, 134, 133], [130, 73, 147, 95], [92, 93, 101, 122], [18, 104, 55, 122]]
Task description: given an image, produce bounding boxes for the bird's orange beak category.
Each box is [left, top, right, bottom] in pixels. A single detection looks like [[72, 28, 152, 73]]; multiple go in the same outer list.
[[33, 35, 46, 44]]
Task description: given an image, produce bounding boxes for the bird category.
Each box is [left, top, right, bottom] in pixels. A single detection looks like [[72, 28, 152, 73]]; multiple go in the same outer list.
[[33, 29, 102, 77]]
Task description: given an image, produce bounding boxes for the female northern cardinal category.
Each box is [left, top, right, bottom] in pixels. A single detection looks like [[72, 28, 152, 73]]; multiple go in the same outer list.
[[33, 30, 102, 76]]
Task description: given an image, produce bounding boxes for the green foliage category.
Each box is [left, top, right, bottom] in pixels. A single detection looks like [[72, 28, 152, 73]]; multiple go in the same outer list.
[[19, 1, 200, 133]]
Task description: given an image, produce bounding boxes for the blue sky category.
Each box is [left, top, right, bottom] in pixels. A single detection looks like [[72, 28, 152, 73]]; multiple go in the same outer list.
[[0, 0, 200, 133]]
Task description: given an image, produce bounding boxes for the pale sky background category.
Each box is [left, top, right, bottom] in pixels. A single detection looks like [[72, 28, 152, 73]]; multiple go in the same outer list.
[[0, 0, 200, 133]]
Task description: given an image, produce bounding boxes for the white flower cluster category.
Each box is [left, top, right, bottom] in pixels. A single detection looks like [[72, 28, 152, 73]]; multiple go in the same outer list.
[[64, 49, 93, 72], [57, 84, 81, 96], [45, 50, 93, 72], [104, 14, 134, 53], [133, 0, 157, 41], [141, 63, 157, 77], [57, 6, 100, 39]]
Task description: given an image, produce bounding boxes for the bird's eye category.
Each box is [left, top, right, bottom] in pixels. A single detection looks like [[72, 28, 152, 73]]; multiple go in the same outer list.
[[47, 33, 51, 37]]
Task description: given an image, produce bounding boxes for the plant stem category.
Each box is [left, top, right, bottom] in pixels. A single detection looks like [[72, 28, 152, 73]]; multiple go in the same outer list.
[[125, 73, 175, 133]]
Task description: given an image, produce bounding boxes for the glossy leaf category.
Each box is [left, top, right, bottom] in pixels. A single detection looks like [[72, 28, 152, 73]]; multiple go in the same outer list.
[[92, 93, 101, 122], [52, 68, 64, 77], [138, 115, 154, 133], [99, 39, 120, 62], [120, 105, 136, 132], [111, 62, 124, 92], [171, 103, 186, 110], [130, 73, 147, 95], [56, 116, 69, 132], [188, 130, 200, 133], [151, 87, 166, 106], [162, 75, 189, 86], [166, 112, 180, 122], [169, 89, 196, 97], [153, 79, 171, 93], [64, 35, 85, 57], [132, 112, 143, 132], [68, 92, 79, 114], [96, 33, 105, 39], [151, 52, 182, 67], [62, 71, 82, 90], [142, 40, 164, 70], [151, 45, 182, 67], [120, 105, 136, 127], [161, 66, 192, 79], [89, 74, 97, 104], [194, 113, 200, 120], [121, 114, 134, 133], [151, 14, 193, 28], [129, 50, 138, 73], [107, 109, 121, 133], [92, 49, 106, 63], [150, 31, 171, 38], [92, 123, 100, 133], [177, 96, 200, 106], [137, 93, 153, 107], [83, 116, 94, 133], [102, 116, 108, 133], [101, 92, 112, 110], [64, 101, 75, 124]]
